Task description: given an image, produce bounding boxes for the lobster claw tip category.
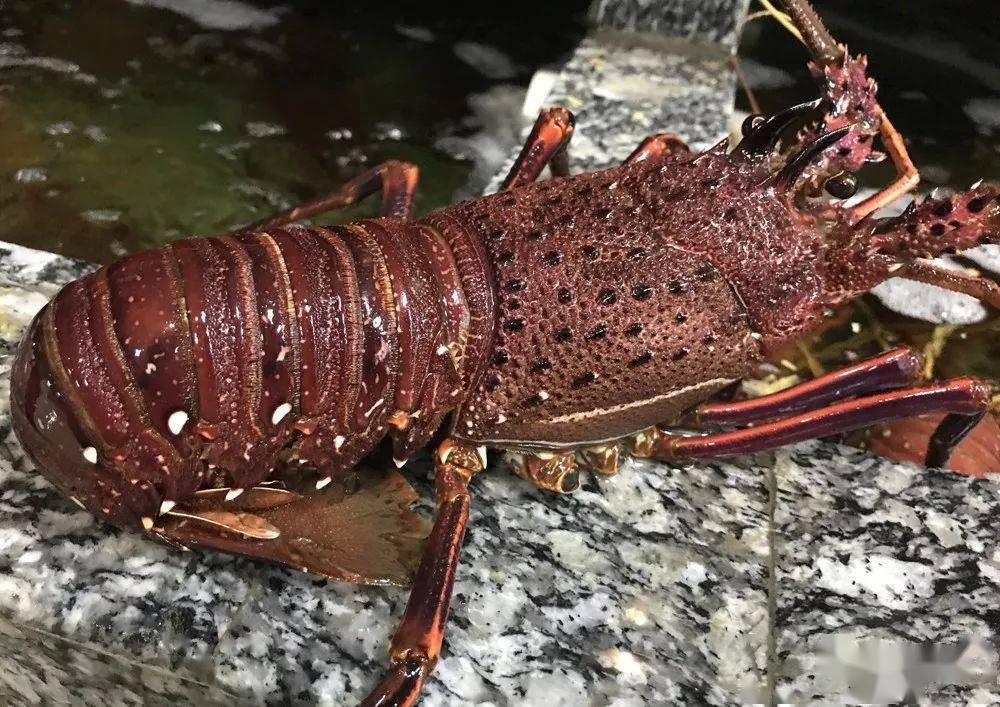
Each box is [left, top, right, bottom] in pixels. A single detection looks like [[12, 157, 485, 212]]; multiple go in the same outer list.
[[765, 123, 855, 189], [734, 98, 823, 160]]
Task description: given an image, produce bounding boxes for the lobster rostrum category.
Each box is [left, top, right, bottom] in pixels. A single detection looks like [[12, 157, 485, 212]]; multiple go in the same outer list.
[[9, 1, 1000, 704]]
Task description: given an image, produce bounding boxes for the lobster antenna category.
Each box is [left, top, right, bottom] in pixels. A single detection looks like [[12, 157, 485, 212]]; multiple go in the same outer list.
[[765, 125, 853, 188], [753, 0, 805, 45], [734, 98, 822, 158], [770, 0, 840, 66]]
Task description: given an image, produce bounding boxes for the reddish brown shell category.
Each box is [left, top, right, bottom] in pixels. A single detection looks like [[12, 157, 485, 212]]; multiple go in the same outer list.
[[9, 224, 484, 529]]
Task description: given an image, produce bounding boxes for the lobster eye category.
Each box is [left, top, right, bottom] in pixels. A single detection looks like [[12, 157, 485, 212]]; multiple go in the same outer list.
[[824, 172, 859, 199], [741, 113, 764, 136]]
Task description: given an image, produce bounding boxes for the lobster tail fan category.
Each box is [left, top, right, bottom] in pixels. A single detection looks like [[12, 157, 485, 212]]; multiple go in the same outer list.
[[765, 125, 854, 189], [734, 98, 822, 159], [774, 0, 841, 65]]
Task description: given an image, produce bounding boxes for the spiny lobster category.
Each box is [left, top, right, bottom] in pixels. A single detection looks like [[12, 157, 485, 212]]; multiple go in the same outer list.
[[9, 1, 1000, 704]]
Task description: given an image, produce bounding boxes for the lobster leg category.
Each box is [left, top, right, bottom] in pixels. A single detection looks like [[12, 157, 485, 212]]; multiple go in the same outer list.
[[894, 259, 1000, 309], [241, 160, 419, 232], [695, 347, 924, 426], [849, 109, 920, 222], [632, 377, 991, 468], [623, 133, 690, 164], [498, 107, 575, 191], [361, 439, 486, 707]]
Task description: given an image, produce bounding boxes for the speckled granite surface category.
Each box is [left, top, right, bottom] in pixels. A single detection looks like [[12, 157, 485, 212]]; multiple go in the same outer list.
[[589, 0, 749, 49], [3, 3, 1000, 706]]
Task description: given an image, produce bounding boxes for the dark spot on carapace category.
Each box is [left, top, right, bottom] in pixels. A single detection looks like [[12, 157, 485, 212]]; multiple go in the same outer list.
[[530, 358, 552, 373], [492, 350, 509, 365], [675, 312, 689, 323], [672, 348, 689, 361], [523, 393, 546, 407], [933, 200, 953, 217], [554, 327, 573, 342], [263, 359, 280, 376], [582, 245, 598, 260], [572, 371, 598, 388], [628, 351, 653, 368], [557, 289, 572, 304], [632, 283, 653, 301], [592, 207, 611, 219], [930, 223, 946, 236], [723, 208, 738, 222], [504, 279, 525, 292], [695, 264, 717, 282], [485, 375, 501, 391], [504, 318, 525, 332], [506, 299, 521, 310], [543, 250, 564, 266], [498, 251, 515, 266], [527, 229, 545, 240], [703, 333, 717, 345], [968, 195, 988, 213], [667, 279, 687, 294], [597, 288, 617, 305], [627, 247, 646, 261], [624, 323, 643, 336], [584, 324, 608, 341]]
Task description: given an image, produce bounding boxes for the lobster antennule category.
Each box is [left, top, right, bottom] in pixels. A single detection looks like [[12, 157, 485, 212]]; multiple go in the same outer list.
[[773, 0, 840, 66], [734, 98, 822, 159], [765, 125, 854, 188]]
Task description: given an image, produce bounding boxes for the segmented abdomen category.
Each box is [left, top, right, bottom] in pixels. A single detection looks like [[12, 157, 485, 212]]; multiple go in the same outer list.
[[10, 221, 488, 529]]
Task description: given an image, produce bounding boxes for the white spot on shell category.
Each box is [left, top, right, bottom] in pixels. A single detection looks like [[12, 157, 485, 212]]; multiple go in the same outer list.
[[435, 344, 448, 355], [141, 516, 154, 530], [225, 488, 244, 501], [167, 410, 188, 435], [82, 447, 98, 464], [316, 476, 332, 489], [271, 402, 292, 425], [334, 435, 345, 451], [538, 390, 550, 401]]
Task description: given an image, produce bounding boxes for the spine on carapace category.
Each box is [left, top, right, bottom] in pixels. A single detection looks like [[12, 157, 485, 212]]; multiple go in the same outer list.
[[10, 220, 493, 528]]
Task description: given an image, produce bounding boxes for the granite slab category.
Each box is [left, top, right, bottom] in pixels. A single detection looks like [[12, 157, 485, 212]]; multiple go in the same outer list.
[[772, 442, 1000, 704]]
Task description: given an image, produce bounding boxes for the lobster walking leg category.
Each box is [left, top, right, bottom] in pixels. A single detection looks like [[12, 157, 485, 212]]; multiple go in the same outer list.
[[624, 134, 690, 164], [894, 260, 1000, 309], [498, 107, 575, 191], [633, 378, 991, 468], [241, 160, 419, 232], [849, 109, 920, 222], [361, 439, 486, 707], [695, 347, 924, 426]]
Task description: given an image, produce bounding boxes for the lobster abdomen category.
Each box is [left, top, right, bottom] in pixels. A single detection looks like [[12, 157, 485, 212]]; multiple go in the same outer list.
[[10, 222, 485, 528]]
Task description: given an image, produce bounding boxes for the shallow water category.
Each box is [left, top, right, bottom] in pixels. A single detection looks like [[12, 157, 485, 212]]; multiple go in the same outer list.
[[0, 0, 582, 263]]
